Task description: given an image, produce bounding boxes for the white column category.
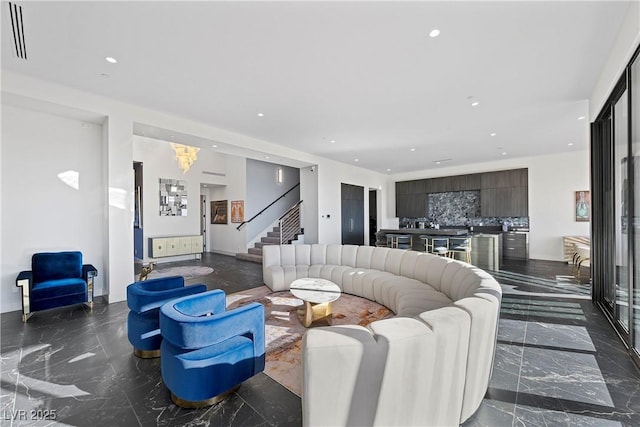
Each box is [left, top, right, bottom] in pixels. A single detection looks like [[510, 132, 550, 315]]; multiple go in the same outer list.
[[104, 114, 134, 303]]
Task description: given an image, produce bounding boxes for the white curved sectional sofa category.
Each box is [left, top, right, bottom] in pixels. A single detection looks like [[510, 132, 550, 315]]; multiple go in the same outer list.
[[262, 243, 502, 427]]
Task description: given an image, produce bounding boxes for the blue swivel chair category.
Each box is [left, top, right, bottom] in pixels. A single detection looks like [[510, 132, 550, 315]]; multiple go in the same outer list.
[[16, 251, 97, 322], [160, 289, 265, 408], [127, 276, 207, 358]]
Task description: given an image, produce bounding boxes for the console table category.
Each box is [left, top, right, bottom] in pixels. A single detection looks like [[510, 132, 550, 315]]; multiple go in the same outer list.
[[148, 235, 203, 259]]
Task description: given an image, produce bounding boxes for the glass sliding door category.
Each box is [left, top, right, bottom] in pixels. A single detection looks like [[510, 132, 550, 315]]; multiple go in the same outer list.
[[632, 52, 640, 356], [614, 90, 629, 330], [591, 44, 640, 368]]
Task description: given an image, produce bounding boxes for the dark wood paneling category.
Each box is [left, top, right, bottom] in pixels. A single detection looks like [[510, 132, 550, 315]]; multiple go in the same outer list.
[[397, 168, 528, 217], [481, 186, 528, 216], [396, 181, 410, 195], [396, 193, 427, 218]]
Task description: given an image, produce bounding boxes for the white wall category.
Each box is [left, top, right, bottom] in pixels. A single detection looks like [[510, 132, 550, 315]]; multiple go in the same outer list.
[[209, 156, 247, 255], [300, 165, 319, 243], [246, 159, 300, 242], [590, 1, 640, 120], [0, 72, 391, 312], [315, 159, 390, 245], [391, 150, 591, 261], [133, 135, 250, 258], [1, 106, 105, 313], [133, 136, 203, 261]]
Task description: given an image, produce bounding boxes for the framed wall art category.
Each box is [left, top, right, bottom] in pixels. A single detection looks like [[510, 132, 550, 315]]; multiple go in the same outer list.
[[575, 190, 590, 222], [231, 200, 244, 223], [211, 200, 228, 224], [159, 178, 187, 216]]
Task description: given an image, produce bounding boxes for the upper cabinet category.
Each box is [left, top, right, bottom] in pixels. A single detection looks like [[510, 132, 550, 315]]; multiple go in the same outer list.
[[480, 168, 528, 216], [481, 168, 528, 189], [396, 168, 528, 218]]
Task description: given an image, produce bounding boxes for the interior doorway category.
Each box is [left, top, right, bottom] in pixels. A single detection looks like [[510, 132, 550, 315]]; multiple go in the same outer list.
[[133, 162, 143, 260], [369, 189, 377, 246], [200, 194, 207, 252], [341, 183, 364, 245]]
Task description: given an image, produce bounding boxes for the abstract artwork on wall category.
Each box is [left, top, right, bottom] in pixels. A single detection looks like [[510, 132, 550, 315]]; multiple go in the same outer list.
[[159, 178, 187, 216], [211, 200, 228, 224], [575, 190, 590, 222]]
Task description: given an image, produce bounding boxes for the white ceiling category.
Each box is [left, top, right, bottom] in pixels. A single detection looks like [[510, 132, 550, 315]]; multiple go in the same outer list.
[[1, 1, 632, 174]]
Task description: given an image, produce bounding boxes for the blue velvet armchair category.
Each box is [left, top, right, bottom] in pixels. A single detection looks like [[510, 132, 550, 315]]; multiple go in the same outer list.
[[15, 251, 98, 322], [159, 289, 265, 408], [127, 276, 207, 358]]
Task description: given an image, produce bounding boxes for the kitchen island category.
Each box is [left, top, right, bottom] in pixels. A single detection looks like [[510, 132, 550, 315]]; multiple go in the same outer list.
[[376, 228, 502, 271]]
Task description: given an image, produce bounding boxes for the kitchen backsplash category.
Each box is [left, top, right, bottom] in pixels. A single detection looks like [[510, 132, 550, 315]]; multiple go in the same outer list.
[[399, 190, 529, 228], [428, 191, 480, 225]]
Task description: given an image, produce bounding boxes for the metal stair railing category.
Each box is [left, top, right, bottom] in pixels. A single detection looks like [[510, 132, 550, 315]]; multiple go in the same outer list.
[[279, 201, 303, 244], [236, 183, 300, 231]]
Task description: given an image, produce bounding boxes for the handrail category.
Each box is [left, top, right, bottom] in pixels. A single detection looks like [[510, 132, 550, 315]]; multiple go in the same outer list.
[[236, 183, 300, 230], [279, 200, 303, 221]]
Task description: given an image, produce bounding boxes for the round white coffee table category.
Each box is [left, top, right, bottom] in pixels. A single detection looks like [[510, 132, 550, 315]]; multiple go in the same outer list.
[[290, 278, 341, 327]]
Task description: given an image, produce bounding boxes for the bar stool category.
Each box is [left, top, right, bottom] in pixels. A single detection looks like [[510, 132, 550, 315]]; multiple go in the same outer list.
[[448, 237, 472, 263], [424, 236, 449, 256], [395, 234, 412, 250], [387, 234, 412, 249]]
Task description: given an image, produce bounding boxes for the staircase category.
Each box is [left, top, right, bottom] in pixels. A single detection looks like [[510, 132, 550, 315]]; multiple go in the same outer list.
[[235, 200, 304, 264], [236, 226, 298, 263]]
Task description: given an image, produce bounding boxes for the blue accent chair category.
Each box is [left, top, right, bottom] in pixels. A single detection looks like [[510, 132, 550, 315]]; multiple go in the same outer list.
[[16, 251, 98, 322], [160, 289, 265, 408], [127, 276, 207, 358]]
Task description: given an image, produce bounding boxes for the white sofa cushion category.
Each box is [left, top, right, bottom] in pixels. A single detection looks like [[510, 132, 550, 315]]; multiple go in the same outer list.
[[262, 243, 502, 426]]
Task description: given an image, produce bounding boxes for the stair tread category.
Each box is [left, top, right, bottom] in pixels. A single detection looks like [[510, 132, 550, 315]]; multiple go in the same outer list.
[[235, 253, 263, 264], [261, 237, 280, 244]]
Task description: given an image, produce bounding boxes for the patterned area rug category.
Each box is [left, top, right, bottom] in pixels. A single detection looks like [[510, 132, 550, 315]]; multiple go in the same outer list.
[[146, 266, 214, 280], [227, 286, 393, 396]]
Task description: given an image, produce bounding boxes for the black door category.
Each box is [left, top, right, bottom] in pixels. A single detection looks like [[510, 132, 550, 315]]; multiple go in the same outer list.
[[369, 189, 377, 245], [341, 183, 364, 245]]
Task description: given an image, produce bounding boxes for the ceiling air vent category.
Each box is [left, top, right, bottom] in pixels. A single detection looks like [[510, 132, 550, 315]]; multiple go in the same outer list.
[[8, 2, 27, 60]]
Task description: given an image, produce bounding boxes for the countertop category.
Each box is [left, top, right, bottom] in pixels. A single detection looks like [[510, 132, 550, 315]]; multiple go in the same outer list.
[[380, 228, 469, 236]]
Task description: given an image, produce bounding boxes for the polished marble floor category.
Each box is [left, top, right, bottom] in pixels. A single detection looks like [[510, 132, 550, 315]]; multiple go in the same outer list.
[[1, 253, 639, 426]]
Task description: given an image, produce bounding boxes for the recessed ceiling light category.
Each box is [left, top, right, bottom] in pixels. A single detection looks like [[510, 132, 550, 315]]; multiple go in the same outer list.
[[410, 148, 416, 152], [578, 116, 585, 120], [429, 29, 440, 38], [568, 142, 574, 146], [105, 56, 117, 64], [212, 145, 217, 148], [257, 113, 264, 117], [331, 140, 336, 144], [436, 161, 441, 165], [501, 152, 507, 156], [471, 101, 480, 107], [490, 132, 497, 137], [265, 156, 270, 159], [354, 158, 359, 162], [386, 168, 391, 172]]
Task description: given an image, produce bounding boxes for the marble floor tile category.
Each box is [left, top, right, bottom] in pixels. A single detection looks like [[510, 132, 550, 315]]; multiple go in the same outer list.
[[2, 254, 639, 427]]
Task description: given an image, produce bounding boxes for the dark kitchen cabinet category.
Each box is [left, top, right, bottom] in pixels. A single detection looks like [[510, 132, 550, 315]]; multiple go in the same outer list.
[[396, 193, 427, 218], [396, 168, 528, 218], [481, 186, 528, 217], [503, 232, 528, 260], [481, 168, 527, 189]]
